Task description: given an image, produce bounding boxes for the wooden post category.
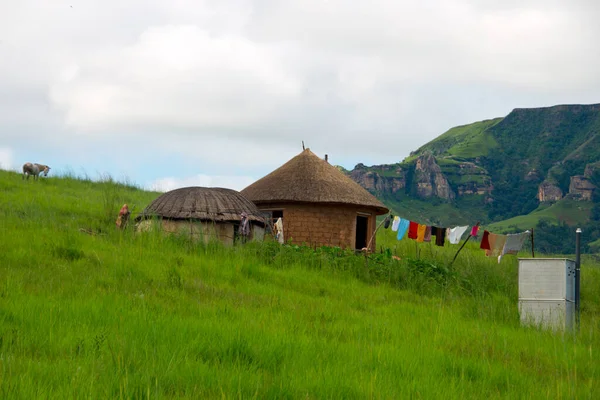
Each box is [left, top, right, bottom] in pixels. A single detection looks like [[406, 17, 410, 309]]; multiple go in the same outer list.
[[365, 214, 388, 254], [363, 248, 370, 278], [450, 222, 480, 266], [531, 228, 535, 258]]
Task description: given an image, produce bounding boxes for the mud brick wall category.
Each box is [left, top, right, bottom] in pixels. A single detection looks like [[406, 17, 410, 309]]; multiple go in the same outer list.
[[257, 202, 377, 250], [137, 220, 236, 245]]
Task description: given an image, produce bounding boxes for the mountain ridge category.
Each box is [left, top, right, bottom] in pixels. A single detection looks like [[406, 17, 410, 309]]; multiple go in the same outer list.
[[345, 103, 600, 253]]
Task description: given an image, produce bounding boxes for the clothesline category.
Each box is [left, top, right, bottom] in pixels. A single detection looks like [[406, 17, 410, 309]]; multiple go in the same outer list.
[[382, 214, 532, 263]]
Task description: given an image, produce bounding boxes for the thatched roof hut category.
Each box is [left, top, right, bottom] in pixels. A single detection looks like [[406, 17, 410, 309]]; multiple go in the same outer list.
[[242, 149, 388, 250], [136, 187, 265, 244], [242, 149, 388, 213]]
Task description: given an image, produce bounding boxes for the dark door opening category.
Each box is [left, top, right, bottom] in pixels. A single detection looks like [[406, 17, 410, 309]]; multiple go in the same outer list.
[[272, 210, 283, 222], [355, 215, 369, 250]]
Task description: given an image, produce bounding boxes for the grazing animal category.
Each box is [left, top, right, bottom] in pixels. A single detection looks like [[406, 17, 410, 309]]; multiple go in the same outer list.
[[22, 162, 51, 180]]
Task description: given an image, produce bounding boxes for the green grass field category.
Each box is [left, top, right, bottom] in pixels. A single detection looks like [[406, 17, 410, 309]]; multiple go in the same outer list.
[[1, 169, 599, 398]]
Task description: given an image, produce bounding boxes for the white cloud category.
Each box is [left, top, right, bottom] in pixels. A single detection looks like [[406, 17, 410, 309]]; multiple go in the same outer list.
[[148, 174, 256, 192], [154, 136, 301, 170], [0, 147, 14, 170], [1, 0, 600, 185], [49, 24, 301, 132], [42, 1, 600, 148]]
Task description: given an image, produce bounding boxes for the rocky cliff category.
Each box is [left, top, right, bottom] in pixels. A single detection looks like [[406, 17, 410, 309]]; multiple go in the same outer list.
[[569, 176, 595, 200], [346, 154, 492, 202], [349, 164, 405, 194], [413, 154, 455, 200], [538, 181, 563, 202]]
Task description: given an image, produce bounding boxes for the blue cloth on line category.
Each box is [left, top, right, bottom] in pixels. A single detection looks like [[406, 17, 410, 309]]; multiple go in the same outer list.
[[397, 218, 410, 240]]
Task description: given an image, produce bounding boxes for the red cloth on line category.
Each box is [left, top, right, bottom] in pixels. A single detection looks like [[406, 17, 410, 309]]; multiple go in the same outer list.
[[408, 221, 419, 239], [470, 225, 479, 237], [480, 230, 491, 250]]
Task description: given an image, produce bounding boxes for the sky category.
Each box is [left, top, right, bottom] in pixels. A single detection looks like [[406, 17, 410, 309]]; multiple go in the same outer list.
[[1, 0, 599, 192]]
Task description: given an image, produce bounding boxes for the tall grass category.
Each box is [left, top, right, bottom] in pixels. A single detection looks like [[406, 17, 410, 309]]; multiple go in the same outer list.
[[0, 169, 598, 398]]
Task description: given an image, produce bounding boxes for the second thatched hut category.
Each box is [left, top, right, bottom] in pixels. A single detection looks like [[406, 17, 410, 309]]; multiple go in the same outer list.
[[241, 148, 388, 251], [136, 187, 265, 245]]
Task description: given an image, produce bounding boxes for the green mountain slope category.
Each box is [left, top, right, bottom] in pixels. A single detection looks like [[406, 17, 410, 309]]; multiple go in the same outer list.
[[410, 117, 502, 159], [347, 103, 600, 253], [483, 104, 600, 218], [487, 199, 594, 232]]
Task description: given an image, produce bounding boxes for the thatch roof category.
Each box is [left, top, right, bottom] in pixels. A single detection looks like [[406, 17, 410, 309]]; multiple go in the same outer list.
[[137, 187, 265, 224], [241, 149, 389, 214]]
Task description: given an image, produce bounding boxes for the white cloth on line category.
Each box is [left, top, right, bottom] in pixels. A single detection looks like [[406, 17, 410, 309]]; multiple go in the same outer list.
[[274, 217, 284, 244], [499, 231, 531, 262], [391, 216, 401, 232], [447, 225, 469, 244]]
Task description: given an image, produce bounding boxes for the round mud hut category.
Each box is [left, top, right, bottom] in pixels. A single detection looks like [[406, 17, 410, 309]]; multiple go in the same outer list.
[[241, 148, 389, 251], [136, 187, 266, 245]]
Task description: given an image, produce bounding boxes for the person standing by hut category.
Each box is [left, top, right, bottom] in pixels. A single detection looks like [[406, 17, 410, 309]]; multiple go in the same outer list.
[[116, 204, 130, 230]]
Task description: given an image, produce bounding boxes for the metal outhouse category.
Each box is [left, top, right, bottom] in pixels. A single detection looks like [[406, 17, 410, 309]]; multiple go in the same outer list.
[[518, 258, 576, 331]]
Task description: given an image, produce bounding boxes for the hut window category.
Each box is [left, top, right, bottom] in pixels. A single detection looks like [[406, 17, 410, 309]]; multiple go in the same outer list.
[[355, 215, 369, 250]]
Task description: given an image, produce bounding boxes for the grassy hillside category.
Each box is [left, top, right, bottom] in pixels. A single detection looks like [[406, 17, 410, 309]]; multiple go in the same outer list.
[[1, 169, 599, 398], [487, 199, 593, 233], [410, 118, 502, 159], [381, 193, 489, 226]]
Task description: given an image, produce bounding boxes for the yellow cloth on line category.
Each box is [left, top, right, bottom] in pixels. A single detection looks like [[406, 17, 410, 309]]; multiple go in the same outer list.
[[416, 224, 427, 242]]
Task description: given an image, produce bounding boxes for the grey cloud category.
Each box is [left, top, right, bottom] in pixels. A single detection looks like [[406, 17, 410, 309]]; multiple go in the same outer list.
[[1, 0, 599, 178]]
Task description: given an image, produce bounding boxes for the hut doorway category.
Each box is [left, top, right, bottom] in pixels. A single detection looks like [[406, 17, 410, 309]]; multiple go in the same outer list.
[[355, 215, 369, 250]]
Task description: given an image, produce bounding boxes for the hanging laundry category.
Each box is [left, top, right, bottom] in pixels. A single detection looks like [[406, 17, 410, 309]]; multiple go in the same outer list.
[[485, 233, 507, 258], [396, 218, 410, 240], [238, 212, 251, 236], [432, 226, 446, 246], [408, 221, 419, 239], [447, 226, 469, 244], [423, 226, 432, 242], [480, 230, 491, 250], [391, 216, 401, 232], [274, 218, 284, 244], [416, 224, 427, 242], [499, 231, 531, 261], [383, 215, 392, 229], [470, 225, 479, 237]]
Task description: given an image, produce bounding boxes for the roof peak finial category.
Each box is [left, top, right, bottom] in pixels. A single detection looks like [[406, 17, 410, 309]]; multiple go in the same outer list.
[[302, 140, 305, 151]]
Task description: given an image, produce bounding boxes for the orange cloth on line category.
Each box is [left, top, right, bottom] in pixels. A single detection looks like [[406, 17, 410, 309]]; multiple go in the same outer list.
[[485, 233, 507, 257], [416, 224, 427, 242]]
